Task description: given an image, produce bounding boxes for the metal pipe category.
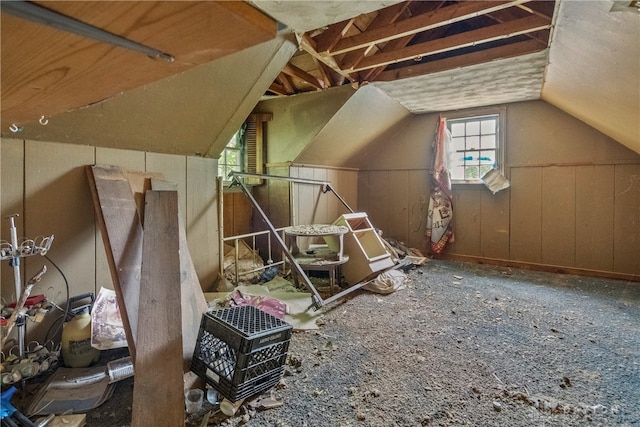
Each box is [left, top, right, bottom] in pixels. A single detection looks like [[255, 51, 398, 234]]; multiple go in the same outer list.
[[2, 1, 174, 62], [230, 171, 331, 186], [232, 177, 324, 308]]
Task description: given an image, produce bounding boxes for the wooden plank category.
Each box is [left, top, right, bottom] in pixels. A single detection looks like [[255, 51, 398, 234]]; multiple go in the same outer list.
[[480, 187, 510, 259], [510, 167, 542, 262], [151, 179, 207, 371], [94, 148, 146, 290], [146, 153, 187, 217], [376, 39, 544, 82], [330, 1, 523, 55], [86, 165, 142, 359], [575, 165, 614, 271], [614, 164, 640, 274], [541, 166, 576, 267], [353, 15, 550, 72], [132, 190, 184, 427]]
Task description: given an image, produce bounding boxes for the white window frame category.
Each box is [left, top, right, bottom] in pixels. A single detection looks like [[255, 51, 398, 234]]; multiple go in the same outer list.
[[218, 127, 244, 183], [445, 106, 506, 184]]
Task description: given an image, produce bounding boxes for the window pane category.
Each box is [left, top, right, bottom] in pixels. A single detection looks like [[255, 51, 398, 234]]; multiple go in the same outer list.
[[480, 165, 493, 178], [450, 164, 465, 181], [466, 135, 480, 150], [451, 122, 465, 137], [480, 134, 496, 149], [465, 165, 479, 179], [466, 121, 480, 135], [479, 150, 494, 164], [446, 113, 501, 182], [451, 136, 466, 152], [481, 119, 496, 134]]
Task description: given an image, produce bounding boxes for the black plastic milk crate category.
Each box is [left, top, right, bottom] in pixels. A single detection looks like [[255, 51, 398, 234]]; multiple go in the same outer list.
[[191, 305, 293, 402]]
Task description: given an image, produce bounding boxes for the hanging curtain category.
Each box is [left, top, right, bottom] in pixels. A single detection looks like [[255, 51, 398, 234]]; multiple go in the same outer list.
[[426, 115, 455, 254]]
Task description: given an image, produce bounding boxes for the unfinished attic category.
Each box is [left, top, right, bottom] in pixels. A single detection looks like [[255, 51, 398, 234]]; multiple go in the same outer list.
[[1, 1, 639, 426]]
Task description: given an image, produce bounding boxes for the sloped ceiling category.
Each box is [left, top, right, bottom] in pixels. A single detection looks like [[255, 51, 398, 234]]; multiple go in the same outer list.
[[254, 0, 639, 155], [296, 85, 412, 168], [0, 1, 277, 131], [542, 0, 640, 154], [1, 0, 637, 159]]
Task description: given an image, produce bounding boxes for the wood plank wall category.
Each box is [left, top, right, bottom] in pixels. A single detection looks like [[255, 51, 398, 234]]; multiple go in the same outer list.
[[0, 138, 219, 344], [359, 163, 640, 277], [356, 101, 640, 278]]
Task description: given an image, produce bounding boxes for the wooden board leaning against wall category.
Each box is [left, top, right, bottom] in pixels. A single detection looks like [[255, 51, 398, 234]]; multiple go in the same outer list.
[[0, 138, 220, 349]]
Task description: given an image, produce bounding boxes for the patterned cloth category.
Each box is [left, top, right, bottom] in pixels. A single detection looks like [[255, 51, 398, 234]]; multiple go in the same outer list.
[[426, 115, 455, 254]]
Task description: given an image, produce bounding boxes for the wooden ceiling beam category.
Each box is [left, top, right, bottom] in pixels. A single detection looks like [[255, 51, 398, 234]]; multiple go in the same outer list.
[[339, 1, 413, 71], [312, 56, 334, 87], [374, 38, 546, 82], [297, 33, 357, 83], [329, 0, 531, 55], [282, 63, 324, 89], [351, 14, 551, 72], [361, 3, 451, 83], [316, 18, 356, 53], [276, 72, 295, 94], [268, 82, 288, 96]]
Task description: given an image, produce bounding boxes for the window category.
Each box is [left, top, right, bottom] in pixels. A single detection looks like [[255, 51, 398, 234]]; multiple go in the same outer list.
[[218, 127, 244, 181], [218, 113, 271, 185], [447, 109, 504, 183]]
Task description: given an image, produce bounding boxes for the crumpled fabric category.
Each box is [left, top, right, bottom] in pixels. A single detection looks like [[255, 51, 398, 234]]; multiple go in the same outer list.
[[229, 289, 287, 320], [426, 115, 455, 254], [363, 269, 408, 295]]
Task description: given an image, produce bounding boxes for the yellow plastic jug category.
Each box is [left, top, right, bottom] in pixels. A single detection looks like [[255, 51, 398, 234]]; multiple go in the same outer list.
[[61, 311, 100, 368]]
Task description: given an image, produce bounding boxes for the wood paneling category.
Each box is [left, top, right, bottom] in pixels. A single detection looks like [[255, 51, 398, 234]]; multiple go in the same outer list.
[[25, 141, 95, 319], [0, 139, 25, 302], [614, 164, 640, 273], [368, 171, 391, 234], [480, 188, 510, 259], [1, 1, 276, 128], [223, 192, 253, 238], [575, 165, 614, 271], [1, 139, 222, 349], [186, 156, 218, 290], [449, 187, 482, 256], [386, 171, 409, 244], [510, 167, 542, 262], [407, 170, 429, 250], [541, 166, 576, 266]]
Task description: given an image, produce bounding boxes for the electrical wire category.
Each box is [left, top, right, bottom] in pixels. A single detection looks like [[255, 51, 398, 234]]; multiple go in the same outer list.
[[43, 254, 71, 343]]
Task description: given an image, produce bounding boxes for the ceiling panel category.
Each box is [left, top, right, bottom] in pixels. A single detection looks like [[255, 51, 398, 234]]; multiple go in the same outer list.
[[373, 49, 548, 113], [1, 1, 276, 131]]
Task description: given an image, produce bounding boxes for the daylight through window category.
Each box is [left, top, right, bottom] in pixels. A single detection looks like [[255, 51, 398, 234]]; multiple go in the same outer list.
[[218, 128, 243, 181], [448, 114, 499, 182]]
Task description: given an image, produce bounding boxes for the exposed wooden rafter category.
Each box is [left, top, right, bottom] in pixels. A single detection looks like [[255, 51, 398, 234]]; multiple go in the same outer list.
[[266, 0, 555, 98]]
